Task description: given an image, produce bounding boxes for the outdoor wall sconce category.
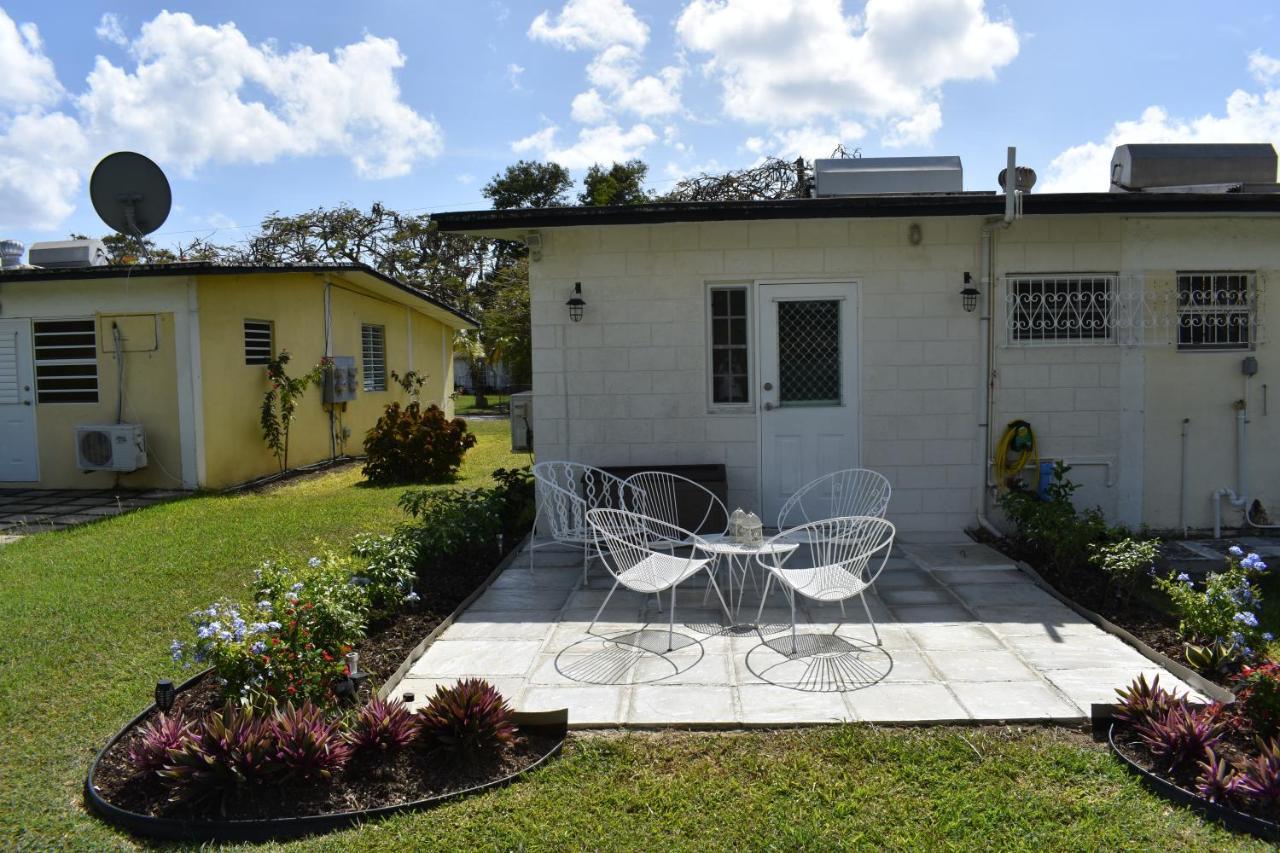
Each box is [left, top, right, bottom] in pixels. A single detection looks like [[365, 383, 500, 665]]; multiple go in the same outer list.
[[566, 281, 586, 322], [961, 272, 980, 313], [154, 679, 175, 713]]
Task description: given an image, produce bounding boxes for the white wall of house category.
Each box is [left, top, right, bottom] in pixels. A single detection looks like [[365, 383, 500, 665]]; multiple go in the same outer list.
[[527, 213, 1280, 533]]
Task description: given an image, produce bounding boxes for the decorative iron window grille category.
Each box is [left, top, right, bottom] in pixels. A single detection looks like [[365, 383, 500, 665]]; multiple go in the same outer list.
[[243, 320, 273, 365], [33, 319, 98, 403], [361, 323, 386, 391], [777, 299, 841, 405], [1177, 271, 1256, 351], [1007, 275, 1115, 344], [709, 287, 750, 404]]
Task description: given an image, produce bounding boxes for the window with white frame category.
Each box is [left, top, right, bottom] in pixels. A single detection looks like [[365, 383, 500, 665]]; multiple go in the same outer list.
[[1177, 271, 1255, 351], [243, 320, 273, 365], [1007, 274, 1115, 343], [361, 323, 386, 391], [709, 286, 750, 404], [33, 319, 99, 403]]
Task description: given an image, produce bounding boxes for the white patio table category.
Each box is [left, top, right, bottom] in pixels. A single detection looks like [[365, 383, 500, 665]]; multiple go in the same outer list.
[[698, 533, 799, 621]]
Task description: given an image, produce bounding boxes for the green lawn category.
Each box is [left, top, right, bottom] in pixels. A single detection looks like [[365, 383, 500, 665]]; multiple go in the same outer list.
[[0, 417, 1264, 849], [455, 392, 510, 416]]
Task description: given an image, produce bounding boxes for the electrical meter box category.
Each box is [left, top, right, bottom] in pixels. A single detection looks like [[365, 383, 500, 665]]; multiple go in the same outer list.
[[323, 356, 358, 403]]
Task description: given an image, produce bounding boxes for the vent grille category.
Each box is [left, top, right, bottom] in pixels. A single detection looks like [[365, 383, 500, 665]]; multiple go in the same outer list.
[[362, 324, 386, 391], [33, 319, 98, 403], [244, 320, 273, 365]]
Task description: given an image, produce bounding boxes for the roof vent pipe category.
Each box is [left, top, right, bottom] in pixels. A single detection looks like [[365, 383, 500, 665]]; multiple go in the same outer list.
[[0, 239, 23, 269]]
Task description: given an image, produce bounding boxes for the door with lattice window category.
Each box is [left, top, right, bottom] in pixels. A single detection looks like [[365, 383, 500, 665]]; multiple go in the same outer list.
[[0, 319, 38, 482], [758, 282, 859, 524]]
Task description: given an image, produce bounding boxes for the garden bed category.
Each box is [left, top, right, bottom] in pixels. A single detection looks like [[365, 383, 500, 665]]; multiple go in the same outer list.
[[85, 669, 566, 842]]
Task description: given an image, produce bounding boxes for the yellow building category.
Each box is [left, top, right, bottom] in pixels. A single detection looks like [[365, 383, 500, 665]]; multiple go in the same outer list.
[[0, 263, 475, 490]]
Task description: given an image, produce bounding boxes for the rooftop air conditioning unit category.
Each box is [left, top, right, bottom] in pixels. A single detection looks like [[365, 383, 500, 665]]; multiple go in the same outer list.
[[510, 392, 533, 452], [1110, 143, 1279, 192], [75, 424, 148, 472], [814, 156, 964, 196], [28, 239, 108, 268]]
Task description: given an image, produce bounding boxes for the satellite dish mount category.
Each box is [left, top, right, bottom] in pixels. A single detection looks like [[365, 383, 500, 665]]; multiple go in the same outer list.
[[89, 152, 172, 253]]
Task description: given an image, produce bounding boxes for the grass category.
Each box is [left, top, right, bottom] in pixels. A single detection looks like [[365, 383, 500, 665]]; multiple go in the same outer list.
[[0, 417, 1262, 850], [454, 393, 510, 416]]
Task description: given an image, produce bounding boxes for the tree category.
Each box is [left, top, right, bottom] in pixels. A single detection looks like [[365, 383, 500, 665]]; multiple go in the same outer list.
[[482, 160, 573, 209], [579, 159, 650, 206], [70, 232, 177, 265], [660, 156, 807, 202], [481, 258, 531, 388]]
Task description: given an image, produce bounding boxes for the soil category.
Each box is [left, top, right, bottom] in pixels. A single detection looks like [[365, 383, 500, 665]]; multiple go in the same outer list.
[[91, 711, 560, 821]]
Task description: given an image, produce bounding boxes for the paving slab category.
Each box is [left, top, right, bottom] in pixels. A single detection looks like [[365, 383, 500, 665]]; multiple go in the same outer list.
[[381, 533, 1208, 728]]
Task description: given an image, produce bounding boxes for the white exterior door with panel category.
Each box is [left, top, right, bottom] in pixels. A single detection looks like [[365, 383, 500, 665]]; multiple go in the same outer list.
[[0, 319, 39, 482], [758, 282, 859, 524]]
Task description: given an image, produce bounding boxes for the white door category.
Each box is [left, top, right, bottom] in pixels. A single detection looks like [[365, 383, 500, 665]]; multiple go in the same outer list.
[[0, 319, 39, 482], [758, 282, 859, 525]]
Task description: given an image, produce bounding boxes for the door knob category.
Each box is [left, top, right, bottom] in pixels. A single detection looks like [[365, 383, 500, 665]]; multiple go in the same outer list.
[[763, 382, 773, 391]]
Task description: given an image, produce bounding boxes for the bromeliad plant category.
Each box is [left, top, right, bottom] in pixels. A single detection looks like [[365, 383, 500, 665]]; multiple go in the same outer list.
[[346, 696, 418, 753], [272, 701, 351, 782], [128, 712, 193, 773], [416, 678, 518, 760], [1135, 704, 1224, 772], [1154, 546, 1271, 667], [157, 703, 280, 809], [1114, 673, 1181, 729]]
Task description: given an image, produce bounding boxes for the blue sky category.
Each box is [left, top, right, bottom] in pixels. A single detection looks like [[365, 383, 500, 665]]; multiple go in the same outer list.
[[2, 0, 1279, 253]]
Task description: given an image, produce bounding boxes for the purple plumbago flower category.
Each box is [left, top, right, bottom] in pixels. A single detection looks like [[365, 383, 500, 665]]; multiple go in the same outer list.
[[257, 600, 272, 612], [307, 557, 322, 568], [1265, 632, 1276, 642], [404, 591, 420, 603], [1176, 572, 1192, 585], [169, 639, 184, 662], [250, 640, 267, 655], [1235, 611, 1260, 628], [1230, 545, 1245, 558]]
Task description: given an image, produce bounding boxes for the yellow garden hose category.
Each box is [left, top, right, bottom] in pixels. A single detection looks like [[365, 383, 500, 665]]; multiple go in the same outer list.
[[995, 420, 1038, 489]]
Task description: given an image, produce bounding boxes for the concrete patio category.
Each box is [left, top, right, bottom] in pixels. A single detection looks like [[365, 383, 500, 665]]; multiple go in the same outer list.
[[0, 488, 185, 543], [389, 534, 1205, 727]]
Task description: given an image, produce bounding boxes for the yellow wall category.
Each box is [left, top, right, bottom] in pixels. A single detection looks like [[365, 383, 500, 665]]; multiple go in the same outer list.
[[196, 273, 455, 488]]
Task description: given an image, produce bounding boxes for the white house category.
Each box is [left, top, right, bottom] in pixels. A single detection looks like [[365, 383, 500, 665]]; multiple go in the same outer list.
[[435, 145, 1280, 536]]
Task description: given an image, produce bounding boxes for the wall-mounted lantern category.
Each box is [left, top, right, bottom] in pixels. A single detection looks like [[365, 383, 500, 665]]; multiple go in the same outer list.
[[960, 272, 980, 313], [566, 281, 586, 322]]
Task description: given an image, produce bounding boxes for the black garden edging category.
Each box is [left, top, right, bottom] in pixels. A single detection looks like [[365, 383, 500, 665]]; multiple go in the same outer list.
[[84, 668, 568, 843], [1106, 722, 1280, 843]]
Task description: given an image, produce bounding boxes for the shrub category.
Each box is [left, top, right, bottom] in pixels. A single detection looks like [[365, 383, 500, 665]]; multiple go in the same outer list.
[[271, 701, 350, 782], [416, 678, 518, 759], [1135, 704, 1223, 771], [1235, 663, 1280, 738], [260, 351, 327, 473], [170, 599, 277, 699], [399, 467, 534, 577], [362, 402, 477, 485], [997, 462, 1116, 573], [1196, 749, 1241, 804], [350, 533, 420, 622], [1154, 548, 1269, 660], [347, 696, 418, 753], [1089, 537, 1161, 603], [1238, 739, 1280, 809], [1114, 674, 1180, 728], [158, 703, 280, 804], [128, 712, 192, 774]]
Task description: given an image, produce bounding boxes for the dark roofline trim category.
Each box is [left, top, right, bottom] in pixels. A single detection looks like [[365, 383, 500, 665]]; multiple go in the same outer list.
[[431, 192, 1280, 232], [0, 262, 477, 327]]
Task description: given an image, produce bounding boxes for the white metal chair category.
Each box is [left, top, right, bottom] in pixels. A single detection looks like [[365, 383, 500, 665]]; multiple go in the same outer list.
[[622, 470, 728, 539], [586, 507, 732, 651], [754, 516, 896, 654], [531, 462, 640, 586], [776, 468, 892, 533]]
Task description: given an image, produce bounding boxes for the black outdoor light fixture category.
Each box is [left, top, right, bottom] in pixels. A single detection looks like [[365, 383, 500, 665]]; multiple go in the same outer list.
[[154, 679, 176, 713], [566, 281, 586, 322], [961, 272, 981, 313]]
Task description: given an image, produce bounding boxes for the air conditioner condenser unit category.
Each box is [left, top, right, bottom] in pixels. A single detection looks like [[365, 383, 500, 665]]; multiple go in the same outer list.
[[75, 424, 148, 472]]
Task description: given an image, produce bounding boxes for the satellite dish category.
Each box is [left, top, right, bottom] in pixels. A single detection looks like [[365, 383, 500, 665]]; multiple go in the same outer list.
[[90, 151, 172, 236]]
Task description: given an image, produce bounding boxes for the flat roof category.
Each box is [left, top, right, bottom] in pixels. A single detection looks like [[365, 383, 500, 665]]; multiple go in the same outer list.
[[431, 191, 1280, 233], [0, 261, 477, 329]]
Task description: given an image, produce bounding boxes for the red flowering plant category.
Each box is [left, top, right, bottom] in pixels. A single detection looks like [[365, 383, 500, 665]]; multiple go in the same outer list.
[[1232, 662, 1280, 738]]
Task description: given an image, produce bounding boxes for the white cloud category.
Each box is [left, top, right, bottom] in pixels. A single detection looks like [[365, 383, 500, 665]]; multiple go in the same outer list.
[[743, 121, 866, 160], [456, 172, 475, 184], [95, 12, 128, 47], [0, 9, 444, 230], [506, 62, 525, 90], [1043, 52, 1280, 192], [528, 0, 648, 51], [0, 12, 62, 111], [571, 89, 610, 123], [512, 122, 656, 168], [676, 0, 1017, 147]]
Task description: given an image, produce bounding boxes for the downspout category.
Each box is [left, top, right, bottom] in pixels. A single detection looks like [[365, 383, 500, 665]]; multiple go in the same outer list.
[[324, 277, 336, 461], [975, 147, 1020, 538], [1212, 400, 1249, 538], [1179, 418, 1190, 536]]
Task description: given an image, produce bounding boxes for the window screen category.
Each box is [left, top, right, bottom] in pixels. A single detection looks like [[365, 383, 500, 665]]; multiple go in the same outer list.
[[710, 287, 749, 404], [362, 323, 386, 391], [1177, 272, 1255, 351], [33, 319, 98, 403]]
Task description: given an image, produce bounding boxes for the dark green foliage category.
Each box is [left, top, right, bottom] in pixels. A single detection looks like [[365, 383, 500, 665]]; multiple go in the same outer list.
[[271, 701, 350, 781], [997, 462, 1119, 574], [1185, 639, 1242, 675], [416, 678, 518, 759], [398, 467, 533, 577], [362, 402, 478, 485], [1236, 663, 1280, 738], [578, 159, 650, 206], [347, 696, 418, 753], [1114, 674, 1180, 728], [127, 712, 192, 773], [260, 351, 326, 473], [483, 160, 573, 209], [157, 703, 280, 803]]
